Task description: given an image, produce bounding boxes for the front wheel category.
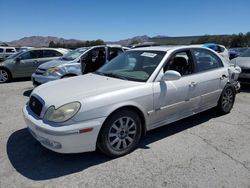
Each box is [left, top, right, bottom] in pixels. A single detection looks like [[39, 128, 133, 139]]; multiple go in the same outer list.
[[0, 69, 11, 83], [98, 110, 142, 157], [217, 84, 236, 114]]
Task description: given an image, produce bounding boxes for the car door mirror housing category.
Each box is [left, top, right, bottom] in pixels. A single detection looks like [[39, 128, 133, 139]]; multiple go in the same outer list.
[[161, 70, 181, 81], [15, 57, 21, 62]]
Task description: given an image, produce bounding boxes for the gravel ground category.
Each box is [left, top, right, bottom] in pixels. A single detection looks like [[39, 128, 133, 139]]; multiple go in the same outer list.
[[0, 80, 250, 188]]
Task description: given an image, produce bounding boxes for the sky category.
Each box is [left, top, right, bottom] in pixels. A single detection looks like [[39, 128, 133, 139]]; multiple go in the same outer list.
[[0, 0, 250, 42]]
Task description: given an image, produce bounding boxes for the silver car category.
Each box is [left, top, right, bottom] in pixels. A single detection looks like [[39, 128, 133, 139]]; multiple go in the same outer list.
[[23, 46, 240, 157], [0, 48, 69, 83], [31, 45, 124, 86]]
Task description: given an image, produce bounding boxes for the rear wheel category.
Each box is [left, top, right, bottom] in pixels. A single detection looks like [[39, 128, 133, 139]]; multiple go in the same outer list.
[[217, 84, 235, 114], [98, 110, 142, 157], [0, 69, 11, 83]]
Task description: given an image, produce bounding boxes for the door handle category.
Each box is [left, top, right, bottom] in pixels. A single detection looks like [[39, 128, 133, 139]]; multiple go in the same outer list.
[[189, 81, 198, 87], [220, 74, 227, 80]]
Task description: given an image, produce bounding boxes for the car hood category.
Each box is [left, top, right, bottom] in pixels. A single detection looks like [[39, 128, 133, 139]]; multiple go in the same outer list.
[[232, 57, 250, 68], [32, 73, 144, 107], [38, 59, 71, 69]]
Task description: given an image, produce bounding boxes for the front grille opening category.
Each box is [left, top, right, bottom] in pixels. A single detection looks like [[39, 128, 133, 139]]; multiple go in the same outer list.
[[29, 96, 43, 117]]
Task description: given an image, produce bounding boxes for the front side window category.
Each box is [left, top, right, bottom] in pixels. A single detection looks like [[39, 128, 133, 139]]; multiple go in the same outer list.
[[164, 51, 193, 76], [193, 49, 223, 72], [96, 51, 166, 82], [20, 50, 43, 60]]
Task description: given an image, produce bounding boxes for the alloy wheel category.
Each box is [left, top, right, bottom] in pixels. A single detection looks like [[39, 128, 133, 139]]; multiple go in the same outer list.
[[108, 117, 137, 151], [222, 88, 234, 112], [0, 70, 9, 83]]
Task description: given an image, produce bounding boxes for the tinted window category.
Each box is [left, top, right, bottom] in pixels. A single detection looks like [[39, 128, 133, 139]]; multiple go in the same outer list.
[[20, 50, 43, 60], [193, 49, 223, 72], [6, 48, 15, 53], [43, 50, 62, 58], [0, 48, 3, 53]]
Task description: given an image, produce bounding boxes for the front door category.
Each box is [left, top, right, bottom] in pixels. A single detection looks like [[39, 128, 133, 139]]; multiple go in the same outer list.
[[151, 50, 200, 128], [14, 50, 42, 77]]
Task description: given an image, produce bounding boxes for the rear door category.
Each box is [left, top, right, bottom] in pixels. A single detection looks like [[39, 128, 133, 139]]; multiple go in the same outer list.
[[191, 48, 228, 111]]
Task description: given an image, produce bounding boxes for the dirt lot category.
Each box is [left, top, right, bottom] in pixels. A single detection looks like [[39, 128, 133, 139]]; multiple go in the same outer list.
[[0, 80, 250, 188]]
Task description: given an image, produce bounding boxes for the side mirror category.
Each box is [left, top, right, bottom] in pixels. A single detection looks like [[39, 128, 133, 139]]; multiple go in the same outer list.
[[161, 70, 181, 81], [15, 57, 21, 62]]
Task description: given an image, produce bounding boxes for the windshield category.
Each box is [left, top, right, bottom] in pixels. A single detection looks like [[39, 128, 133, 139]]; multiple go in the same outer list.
[[61, 48, 89, 61], [240, 49, 250, 57], [5, 51, 25, 60], [96, 50, 166, 82]]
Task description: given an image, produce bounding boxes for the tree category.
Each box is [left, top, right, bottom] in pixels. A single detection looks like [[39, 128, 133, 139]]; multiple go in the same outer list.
[[49, 41, 55, 48]]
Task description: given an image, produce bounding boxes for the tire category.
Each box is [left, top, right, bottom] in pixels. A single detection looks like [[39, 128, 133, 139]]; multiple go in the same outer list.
[[0, 68, 11, 83], [217, 84, 236, 114], [98, 109, 142, 157]]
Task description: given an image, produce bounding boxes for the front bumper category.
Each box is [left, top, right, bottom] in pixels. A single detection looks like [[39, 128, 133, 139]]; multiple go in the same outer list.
[[32, 73, 61, 86], [23, 105, 105, 153]]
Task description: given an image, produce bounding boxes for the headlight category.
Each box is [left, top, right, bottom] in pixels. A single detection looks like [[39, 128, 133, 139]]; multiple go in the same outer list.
[[44, 102, 81, 123], [43, 67, 59, 76]]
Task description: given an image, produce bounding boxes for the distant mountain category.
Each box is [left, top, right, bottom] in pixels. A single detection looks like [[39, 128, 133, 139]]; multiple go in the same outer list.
[[108, 35, 150, 45], [2, 34, 233, 47], [7, 36, 84, 47]]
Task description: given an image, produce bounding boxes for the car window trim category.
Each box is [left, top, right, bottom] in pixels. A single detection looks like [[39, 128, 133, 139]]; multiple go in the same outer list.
[[190, 48, 224, 73], [153, 49, 195, 82]]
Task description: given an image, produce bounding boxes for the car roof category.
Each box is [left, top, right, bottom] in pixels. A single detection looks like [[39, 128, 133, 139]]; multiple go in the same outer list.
[[128, 45, 208, 52]]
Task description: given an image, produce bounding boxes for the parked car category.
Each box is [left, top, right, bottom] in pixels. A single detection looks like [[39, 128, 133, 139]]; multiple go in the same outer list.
[[229, 47, 249, 60], [230, 48, 250, 83], [0, 47, 17, 62], [32, 45, 125, 86], [23, 46, 240, 157], [203, 43, 230, 61], [0, 48, 69, 83]]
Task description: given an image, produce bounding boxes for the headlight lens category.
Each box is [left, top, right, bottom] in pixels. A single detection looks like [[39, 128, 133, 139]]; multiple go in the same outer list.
[[43, 67, 59, 76], [44, 102, 81, 123]]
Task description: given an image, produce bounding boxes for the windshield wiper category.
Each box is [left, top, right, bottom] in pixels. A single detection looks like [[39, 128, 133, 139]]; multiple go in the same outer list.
[[95, 72, 128, 80]]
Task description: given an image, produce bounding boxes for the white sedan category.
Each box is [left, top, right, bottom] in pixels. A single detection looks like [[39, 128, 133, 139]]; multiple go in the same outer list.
[[23, 46, 240, 157]]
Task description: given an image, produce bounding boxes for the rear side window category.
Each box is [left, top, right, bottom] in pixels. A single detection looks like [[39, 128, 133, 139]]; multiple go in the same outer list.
[[6, 48, 15, 53], [43, 50, 62, 58], [108, 47, 123, 61], [192, 49, 223, 72], [0, 48, 3, 53]]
